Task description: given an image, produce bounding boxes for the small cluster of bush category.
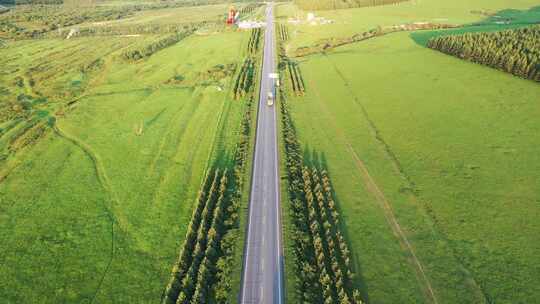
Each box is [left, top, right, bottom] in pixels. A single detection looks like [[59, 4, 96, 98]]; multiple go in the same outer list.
[[247, 28, 261, 54], [0, 19, 45, 38], [122, 31, 193, 62], [8, 118, 47, 153], [428, 26, 540, 82], [233, 57, 256, 99], [279, 88, 364, 303], [0, 93, 55, 159], [197, 63, 237, 86], [0, 106, 52, 161], [294, 0, 407, 11]]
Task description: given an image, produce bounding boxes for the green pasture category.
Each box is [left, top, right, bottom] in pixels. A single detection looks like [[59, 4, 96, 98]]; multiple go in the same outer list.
[[285, 25, 540, 304], [0, 28, 249, 302], [277, 0, 540, 303]]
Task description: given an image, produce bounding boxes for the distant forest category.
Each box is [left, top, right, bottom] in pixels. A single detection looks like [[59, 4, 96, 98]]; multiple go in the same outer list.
[[294, 0, 408, 11], [428, 26, 540, 82], [1, 0, 62, 4], [1, 0, 258, 5]]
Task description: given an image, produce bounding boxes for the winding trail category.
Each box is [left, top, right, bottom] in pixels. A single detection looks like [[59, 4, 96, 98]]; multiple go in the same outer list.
[[52, 125, 119, 303], [304, 59, 440, 304], [323, 53, 488, 303]]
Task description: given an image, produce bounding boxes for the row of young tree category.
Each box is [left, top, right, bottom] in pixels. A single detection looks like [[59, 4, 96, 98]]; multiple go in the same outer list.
[[428, 26, 540, 82], [233, 57, 256, 99], [212, 91, 256, 304], [162, 168, 232, 304], [286, 60, 306, 95], [122, 31, 193, 62], [163, 39, 259, 303], [294, 0, 407, 11], [233, 29, 265, 98], [277, 23, 306, 96], [278, 23, 289, 42], [277, 57, 364, 302], [277, 23, 364, 301], [247, 28, 262, 55], [279, 93, 364, 304]]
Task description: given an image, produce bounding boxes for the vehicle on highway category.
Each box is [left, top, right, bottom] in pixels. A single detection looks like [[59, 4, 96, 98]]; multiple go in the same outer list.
[[267, 92, 274, 106]]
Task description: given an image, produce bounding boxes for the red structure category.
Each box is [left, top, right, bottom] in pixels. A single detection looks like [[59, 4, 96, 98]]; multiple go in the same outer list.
[[227, 7, 237, 25]]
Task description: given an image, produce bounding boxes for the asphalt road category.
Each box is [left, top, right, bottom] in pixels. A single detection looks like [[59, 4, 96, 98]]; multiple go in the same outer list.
[[240, 4, 283, 304]]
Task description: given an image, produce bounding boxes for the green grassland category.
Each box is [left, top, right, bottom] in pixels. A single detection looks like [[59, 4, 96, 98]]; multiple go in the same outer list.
[[277, 1, 540, 303], [0, 9, 252, 302]]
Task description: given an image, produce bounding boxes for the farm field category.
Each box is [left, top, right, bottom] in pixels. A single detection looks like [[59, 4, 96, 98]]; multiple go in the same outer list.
[[0, 6, 252, 302], [277, 0, 540, 303]]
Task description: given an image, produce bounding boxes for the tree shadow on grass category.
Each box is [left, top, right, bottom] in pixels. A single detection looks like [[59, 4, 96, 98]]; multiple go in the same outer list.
[[306, 148, 372, 304], [410, 5, 540, 46]]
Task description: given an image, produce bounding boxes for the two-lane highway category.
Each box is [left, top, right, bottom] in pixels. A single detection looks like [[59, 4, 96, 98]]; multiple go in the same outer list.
[[240, 4, 283, 304]]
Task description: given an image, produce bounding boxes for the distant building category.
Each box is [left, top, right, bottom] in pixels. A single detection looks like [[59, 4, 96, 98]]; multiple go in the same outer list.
[[227, 7, 237, 25], [238, 20, 265, 30]]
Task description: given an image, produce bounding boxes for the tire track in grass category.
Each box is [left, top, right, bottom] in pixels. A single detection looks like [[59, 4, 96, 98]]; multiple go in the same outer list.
[[322, 53, 488, 303], [323, 53, 489, 302], [147, 84, 227, 211], [148, 90, 210, 211], [147, 90, 197, 177], [53, 124, 127, 229], [302, 57, 438, 304]]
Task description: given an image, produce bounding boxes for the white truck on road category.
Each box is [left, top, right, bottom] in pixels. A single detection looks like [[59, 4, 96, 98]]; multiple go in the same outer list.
[[267, 92, 274, 106]]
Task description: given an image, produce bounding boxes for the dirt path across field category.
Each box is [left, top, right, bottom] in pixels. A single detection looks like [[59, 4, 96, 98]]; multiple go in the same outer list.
[[323, 53, 490, 303], [304, 61, 439, 304]]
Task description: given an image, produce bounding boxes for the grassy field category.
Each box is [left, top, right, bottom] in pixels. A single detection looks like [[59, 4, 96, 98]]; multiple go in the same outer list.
[[0, 15, 251, 302], [277, 1, 540, 303]]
